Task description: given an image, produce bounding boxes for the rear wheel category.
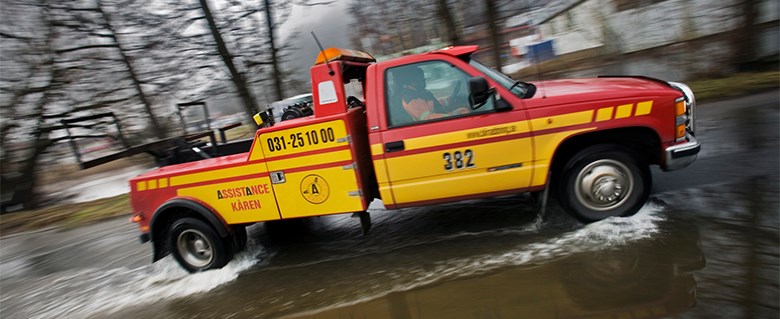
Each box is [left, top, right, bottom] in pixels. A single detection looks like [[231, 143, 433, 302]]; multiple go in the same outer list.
[[169, 217, 232, 272], [558, 145, 650, 222]]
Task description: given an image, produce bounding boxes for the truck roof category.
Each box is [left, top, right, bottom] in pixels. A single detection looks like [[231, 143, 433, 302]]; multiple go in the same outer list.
[[428, 45, 479, 57], [370, 45, 479, 67]]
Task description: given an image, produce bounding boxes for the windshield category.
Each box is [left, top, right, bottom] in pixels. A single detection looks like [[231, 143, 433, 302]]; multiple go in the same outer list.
[[468, 59, 527, 97]]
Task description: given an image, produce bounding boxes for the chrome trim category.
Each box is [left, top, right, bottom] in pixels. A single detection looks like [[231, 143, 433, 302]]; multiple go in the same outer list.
[[676, 115, 688, 126], [663, 133, 701, 171], [669, 82, 696, 134]]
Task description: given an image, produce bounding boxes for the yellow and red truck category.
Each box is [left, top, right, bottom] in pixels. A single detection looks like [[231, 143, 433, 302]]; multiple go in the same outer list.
[[129, 46, 700, 272]]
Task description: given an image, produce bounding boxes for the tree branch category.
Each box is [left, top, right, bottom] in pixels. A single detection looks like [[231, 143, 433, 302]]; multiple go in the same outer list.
[[56, 43, 118, 54]]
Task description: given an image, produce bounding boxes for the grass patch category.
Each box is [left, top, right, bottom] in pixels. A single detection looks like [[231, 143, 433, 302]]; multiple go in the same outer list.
[[0, 193, 131, 236], [688, 71, 779, 102]]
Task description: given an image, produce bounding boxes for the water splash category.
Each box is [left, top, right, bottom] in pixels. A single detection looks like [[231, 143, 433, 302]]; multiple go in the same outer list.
[[285, 202, 666, 318], [5, 245, 266, 319]]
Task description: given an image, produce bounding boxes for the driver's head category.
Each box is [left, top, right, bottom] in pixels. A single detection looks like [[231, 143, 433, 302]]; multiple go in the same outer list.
[[395, 66, 426, 90]]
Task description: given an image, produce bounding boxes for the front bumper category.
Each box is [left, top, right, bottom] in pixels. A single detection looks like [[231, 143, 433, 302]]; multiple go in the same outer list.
[[662, 133, 700, 171]]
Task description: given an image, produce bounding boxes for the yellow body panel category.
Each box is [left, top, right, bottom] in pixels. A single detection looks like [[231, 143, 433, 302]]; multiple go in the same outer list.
[[595, 107, 613, 122], [391, 166, 535, 203], [250, 120, 350, 160], [403, 121, 531, 151], [269, 166, 364, 218], [385, 138, 532, 181], [635, 101, 653, 116], [370, 143, 384, 156], [530, 110, 593, 131], [381, 123, 534, 205], [268, 149, 353, 171], [378, 183, 395, 205], [177, 177, 281, 224], [259, 119, 366, 218], [615, 104, 633, 119]]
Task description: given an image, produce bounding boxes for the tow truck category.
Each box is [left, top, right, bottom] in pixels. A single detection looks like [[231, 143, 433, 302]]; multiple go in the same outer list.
[[129, 46, 700, 272]]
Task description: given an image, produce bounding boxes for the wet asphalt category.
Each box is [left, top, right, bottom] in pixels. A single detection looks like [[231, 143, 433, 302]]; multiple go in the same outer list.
[[0, 90, 777, 319]]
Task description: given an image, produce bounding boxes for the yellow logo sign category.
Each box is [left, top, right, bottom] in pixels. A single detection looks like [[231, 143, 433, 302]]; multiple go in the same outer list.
[[300, 174, 330, 204]]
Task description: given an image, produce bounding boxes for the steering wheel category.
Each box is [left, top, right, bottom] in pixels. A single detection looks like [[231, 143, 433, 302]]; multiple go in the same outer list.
[[347, 96, 364, 109]]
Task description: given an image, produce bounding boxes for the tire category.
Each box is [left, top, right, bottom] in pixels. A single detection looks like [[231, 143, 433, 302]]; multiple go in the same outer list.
[[169, 217, 232, 272], [558, 145, 650, 223], [281, 108, 302, 121]]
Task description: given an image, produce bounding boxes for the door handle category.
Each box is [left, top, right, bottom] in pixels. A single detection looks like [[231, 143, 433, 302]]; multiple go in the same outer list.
[[385, 141, 405, 153]]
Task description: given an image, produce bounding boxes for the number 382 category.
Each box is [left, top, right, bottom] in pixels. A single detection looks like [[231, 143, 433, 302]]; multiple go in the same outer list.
[[443, 149, 474, 170]]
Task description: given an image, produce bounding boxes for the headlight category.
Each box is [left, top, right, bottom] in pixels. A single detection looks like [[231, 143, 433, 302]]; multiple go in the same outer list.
[[669, 82, 696, 141]]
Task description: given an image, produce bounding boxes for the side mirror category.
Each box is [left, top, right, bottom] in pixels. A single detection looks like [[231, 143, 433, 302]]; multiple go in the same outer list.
[[468, 76, 495, 110]]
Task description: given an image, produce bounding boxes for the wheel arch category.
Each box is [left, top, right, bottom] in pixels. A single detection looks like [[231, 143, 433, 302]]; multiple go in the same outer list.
[[149, 198, 229, 262], [549, 126, 661, 185]]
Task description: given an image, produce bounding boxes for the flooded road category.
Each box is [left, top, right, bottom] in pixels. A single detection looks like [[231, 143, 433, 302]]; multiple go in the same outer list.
[[1, 91, 777, 318]]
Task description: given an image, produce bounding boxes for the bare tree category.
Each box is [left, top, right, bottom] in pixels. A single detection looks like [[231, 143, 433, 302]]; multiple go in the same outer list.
[[95, 0, 165, 139], [1, 0, 181, 209], [198, 0, 261, 119], [436, 0, 460, 45], [484, 0, 503, 71], [263, 0, 284, 102], [736, 0, 758, 70], [349, 0, 440, 56], [1, 0, 66, 210]]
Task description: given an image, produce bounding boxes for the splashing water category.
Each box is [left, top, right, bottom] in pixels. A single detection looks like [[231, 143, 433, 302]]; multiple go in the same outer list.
[[4, 245, 267, 319], [3, 203, 665, 319], [285, 202, 666, 317]]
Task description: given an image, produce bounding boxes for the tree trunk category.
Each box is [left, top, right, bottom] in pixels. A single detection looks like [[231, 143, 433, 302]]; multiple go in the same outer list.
[[10, 0, 59, 210], [199, 0, 261, 121], [737, 0, 758, 70], [97, 0, 165, 139], [436, 0, 459, 45], [13, 131, 55, 210], [264, 0, 284, 102], [484, 0, 503, 71]]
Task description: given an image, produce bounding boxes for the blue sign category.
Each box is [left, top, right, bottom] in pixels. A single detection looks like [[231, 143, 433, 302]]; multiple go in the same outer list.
[[527, 39, 556, 63]]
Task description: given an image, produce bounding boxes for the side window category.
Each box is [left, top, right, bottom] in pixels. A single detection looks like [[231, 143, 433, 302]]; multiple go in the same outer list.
[[385, 60, 495, 127]]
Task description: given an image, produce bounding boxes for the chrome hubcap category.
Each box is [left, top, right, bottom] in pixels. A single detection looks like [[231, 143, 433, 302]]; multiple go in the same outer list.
[[177, 229, 213, 268], [575, 159, 634, 211]]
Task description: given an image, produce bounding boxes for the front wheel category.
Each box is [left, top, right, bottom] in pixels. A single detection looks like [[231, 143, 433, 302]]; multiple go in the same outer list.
[[169, 217, 232, 272], [558, 145, 650, 223]]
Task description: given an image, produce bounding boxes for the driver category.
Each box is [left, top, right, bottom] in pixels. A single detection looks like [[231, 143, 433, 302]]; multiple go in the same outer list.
[[396, 66, 469, 122]]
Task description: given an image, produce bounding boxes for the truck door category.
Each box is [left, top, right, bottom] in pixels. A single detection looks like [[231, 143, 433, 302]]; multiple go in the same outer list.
[[374, 58, 534, 208]]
